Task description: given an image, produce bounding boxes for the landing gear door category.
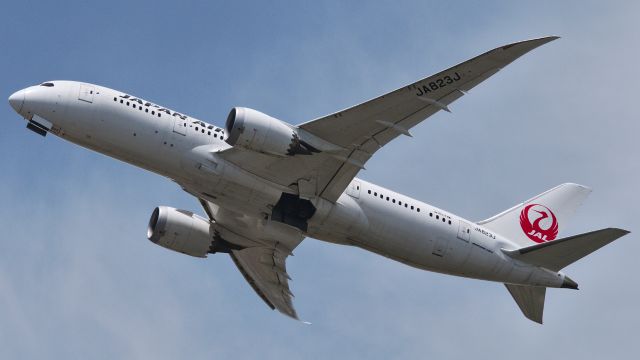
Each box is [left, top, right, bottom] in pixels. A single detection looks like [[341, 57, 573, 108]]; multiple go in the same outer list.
[[457, 220, 472, 242], [346, 180, 361, 199], [173, 116, 187, 135]]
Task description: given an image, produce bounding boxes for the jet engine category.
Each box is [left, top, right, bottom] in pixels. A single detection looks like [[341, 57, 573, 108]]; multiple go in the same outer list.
[[147, 206, 213, 258], [225, 107, 319, 157]]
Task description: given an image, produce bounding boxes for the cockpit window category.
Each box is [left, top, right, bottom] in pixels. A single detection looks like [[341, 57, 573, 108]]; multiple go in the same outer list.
[[40, 82, 54, 87]]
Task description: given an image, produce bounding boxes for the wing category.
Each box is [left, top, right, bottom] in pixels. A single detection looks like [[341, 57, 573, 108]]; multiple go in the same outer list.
[[199, 199, 304, 319], [230, 246, 298, 318], [218, 37, 558, 202]]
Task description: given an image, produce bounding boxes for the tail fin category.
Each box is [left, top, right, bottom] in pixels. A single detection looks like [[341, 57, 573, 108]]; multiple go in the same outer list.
[[504, 284, 546, 324], [478, 183, 592, 247], [503, 228, 629, 271]]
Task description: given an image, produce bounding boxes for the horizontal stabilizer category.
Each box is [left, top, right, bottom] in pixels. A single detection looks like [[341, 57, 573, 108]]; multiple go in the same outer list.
[[505, 284, 546, 324], [503, 228, 629, 271]]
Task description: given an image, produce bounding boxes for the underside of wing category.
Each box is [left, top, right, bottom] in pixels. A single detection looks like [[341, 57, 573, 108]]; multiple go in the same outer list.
[[230, 246, 298, 319], [198, 199, 304, 320], [218, 37, 558, 203]]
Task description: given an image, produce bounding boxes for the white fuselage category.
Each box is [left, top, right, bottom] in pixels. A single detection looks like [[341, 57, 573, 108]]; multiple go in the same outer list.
[[10, 81, 568, 288]]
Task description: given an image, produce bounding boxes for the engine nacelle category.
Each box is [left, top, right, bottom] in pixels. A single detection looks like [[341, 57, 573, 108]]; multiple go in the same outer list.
[[147, 206, 213, 258], [225, 107, 319, 157]]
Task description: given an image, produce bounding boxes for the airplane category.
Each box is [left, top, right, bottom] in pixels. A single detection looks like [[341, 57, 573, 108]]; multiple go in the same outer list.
[[8, 36, 629, 324]]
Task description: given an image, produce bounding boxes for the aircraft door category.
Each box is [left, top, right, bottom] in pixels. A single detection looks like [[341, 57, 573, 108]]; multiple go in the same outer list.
[[432, 237, 447, 257], [346, 180, 361, 198], [78, 84, 95, 103], [457, 221, 472, 242], [173, 116, 187, 135]]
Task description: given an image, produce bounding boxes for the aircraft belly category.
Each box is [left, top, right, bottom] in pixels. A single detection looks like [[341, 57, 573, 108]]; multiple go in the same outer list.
[[353, 201, 442, 268], [342, 196, 512, 280]]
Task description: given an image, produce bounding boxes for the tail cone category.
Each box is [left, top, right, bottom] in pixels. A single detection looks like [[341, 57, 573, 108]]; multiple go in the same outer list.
[[562, 276, 579, 290]]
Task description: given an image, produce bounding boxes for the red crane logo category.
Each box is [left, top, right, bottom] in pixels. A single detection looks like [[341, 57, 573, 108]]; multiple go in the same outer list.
[[519, 204, 559, 243]]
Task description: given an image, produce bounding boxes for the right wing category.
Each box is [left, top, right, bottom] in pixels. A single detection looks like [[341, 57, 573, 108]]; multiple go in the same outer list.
[[199, 199, 305, 320], [230, 246, 299, 319]]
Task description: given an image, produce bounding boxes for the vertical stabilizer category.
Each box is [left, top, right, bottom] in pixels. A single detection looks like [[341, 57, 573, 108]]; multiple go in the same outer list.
[[478, 183, 591, 247]]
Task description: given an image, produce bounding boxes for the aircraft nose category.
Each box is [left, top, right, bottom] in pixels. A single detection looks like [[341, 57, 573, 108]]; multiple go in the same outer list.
[[8, 89, 25, 114]]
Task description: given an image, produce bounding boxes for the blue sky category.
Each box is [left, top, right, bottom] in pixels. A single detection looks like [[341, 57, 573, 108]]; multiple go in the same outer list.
[[1, 1, 639, 359]]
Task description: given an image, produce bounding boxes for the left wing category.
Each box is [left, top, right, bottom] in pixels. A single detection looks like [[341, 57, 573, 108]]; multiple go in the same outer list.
[[199, 199, 304, 319], [217, 37, 558, 202]]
